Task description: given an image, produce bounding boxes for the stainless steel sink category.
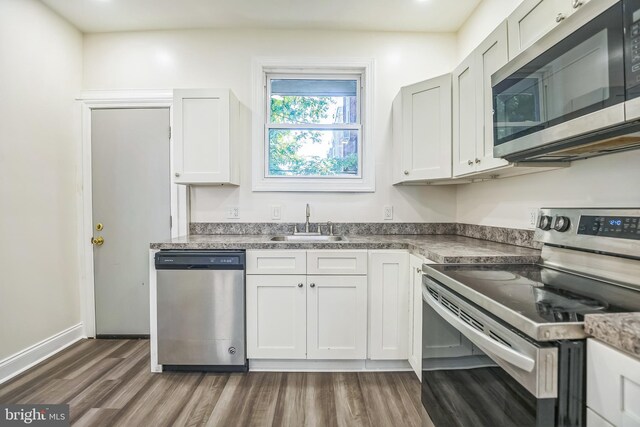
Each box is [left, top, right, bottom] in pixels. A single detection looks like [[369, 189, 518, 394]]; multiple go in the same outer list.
[[270, 235, 346, 242]]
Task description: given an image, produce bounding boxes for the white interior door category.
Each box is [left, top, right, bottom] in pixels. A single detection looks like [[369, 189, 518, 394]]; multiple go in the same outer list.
[[91, 108, 171, 336]]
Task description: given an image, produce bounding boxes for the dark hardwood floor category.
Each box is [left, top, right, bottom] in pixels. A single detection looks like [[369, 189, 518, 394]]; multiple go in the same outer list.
[[0, 339, 427, 426]]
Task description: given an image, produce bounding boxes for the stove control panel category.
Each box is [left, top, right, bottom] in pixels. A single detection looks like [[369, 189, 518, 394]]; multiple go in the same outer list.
[[535, 208, 640, 259], [577, 216, 640, 240]]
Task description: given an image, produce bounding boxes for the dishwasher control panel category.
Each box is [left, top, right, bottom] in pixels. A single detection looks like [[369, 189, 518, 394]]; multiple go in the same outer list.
[[155, 251, 245, 269]]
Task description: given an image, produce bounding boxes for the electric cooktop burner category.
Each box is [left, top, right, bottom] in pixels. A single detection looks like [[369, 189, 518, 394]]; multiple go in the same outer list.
[[427, 264, 640, 329]]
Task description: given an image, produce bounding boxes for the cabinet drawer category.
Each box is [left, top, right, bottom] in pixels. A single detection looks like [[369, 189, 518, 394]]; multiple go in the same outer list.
[[247, 250, 306, 275], [307, 250, 367, 275], [587, 339, 640, 427]]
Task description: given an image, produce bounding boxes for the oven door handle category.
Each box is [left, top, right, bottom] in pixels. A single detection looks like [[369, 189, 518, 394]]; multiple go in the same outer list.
[[423, 288, 536, 373]]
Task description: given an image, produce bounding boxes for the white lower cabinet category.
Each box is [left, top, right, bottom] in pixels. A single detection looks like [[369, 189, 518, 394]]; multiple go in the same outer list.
[[246, 250, 367, 361], [587, 338, 640, 427], [246, 275, 307, 359], [408, 255, 426, 379], [368, 251, 409, 360], [307, 275, 367, 359]]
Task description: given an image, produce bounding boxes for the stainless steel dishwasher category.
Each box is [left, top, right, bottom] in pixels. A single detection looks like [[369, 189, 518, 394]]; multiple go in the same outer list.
[[155, 250, 247, 372]]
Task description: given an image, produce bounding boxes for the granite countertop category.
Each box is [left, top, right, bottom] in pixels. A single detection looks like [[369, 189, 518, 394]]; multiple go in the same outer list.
[[584, 313, 640, 358], [150, 234, 541, 264]]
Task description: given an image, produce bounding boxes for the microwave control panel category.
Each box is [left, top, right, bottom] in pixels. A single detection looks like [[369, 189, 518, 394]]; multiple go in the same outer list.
[[626, 0, 640, 91], [578, 216, 640, 240]]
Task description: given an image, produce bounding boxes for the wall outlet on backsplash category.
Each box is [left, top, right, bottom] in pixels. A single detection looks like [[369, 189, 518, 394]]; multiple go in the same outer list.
[[227, 207, 240, 219], [383, 205, 393, 220], [527, 208, 538, 229], [271, 205, 281, 220]]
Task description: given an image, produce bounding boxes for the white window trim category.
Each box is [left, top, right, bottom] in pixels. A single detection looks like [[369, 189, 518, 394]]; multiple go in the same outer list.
[[252, 57, 375, 192]]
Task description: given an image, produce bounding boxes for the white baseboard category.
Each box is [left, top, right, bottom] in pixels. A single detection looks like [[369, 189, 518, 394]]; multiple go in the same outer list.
[[249, 358, 412, 372], [0, 323, 85, 384]]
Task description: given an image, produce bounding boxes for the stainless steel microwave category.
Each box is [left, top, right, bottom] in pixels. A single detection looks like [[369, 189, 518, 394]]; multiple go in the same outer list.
[[492, 0, 640, 161]]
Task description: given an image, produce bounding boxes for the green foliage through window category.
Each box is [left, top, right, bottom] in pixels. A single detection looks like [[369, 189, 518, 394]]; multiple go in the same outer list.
[[267, 78, 360, 178]]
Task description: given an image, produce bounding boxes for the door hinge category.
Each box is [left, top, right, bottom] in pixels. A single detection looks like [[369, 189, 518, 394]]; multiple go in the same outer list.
[[168, 126, 172, 140], [170, 215, 173, 228]]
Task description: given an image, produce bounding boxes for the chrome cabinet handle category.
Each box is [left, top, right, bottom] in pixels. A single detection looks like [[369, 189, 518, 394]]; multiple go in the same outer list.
[[404, 170, 409, 175], [298, 283, 303, 288], [416, 268, 422, 274], [310, 283, 316, 288], [572, 0, 583, 8], [174, 172, 181, 177], [467, 160, 473, 166], [556, 13, 566, 23], [475, 158, 481, 164]]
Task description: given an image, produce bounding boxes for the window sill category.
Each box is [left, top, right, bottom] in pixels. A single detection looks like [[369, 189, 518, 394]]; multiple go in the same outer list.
[[252, 177, 375, 193]]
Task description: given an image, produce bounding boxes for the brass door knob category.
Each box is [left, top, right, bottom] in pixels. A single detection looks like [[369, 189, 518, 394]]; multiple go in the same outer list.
[[92, 236, 104, 246]]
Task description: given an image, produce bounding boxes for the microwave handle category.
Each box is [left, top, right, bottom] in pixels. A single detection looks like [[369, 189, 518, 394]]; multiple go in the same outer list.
[[423, 287, 536, 372]]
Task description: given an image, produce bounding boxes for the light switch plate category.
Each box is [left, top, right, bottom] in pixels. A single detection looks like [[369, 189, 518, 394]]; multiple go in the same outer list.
[[271, 205, 282, 220], [227, 207, 240, 219], [383, 205, 393, 220]]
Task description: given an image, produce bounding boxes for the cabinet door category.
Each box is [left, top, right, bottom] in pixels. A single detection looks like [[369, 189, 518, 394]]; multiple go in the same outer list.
[[408, 255, 425, 380], [307, 275, 367, 359], [475, 21, 510, 172], [173, 89, 239, 185], [587, 339, 640, 427], [507, 0, 573, 59], [452, 55, 477, 176], [394, 75, 452, 182], [246, 275, 307, 359], [368, 251, 409, 360]]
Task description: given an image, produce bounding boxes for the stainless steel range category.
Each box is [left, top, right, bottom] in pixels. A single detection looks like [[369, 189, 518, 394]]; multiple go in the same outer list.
[[421, 208, 640, 427]]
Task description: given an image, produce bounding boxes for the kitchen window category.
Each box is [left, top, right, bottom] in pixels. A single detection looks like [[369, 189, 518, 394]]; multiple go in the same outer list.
[[252, 58, 375, 192]]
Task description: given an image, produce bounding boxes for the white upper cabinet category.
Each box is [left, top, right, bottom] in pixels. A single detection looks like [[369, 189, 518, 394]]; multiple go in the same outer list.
[[508, 0, 590, 60], [452, 55, 477, 176], [475, 21, 510, 171], [454, 20, 526, 177], [393, 74, 452, 183], [172, 89, 240, 185]]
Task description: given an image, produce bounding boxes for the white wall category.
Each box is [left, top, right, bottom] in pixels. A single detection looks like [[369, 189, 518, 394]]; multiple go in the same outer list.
[[83, 29, 458, 223], [455, 0, 640, 229], [457, 151, 640, 229], [0, 0, 83, 359]]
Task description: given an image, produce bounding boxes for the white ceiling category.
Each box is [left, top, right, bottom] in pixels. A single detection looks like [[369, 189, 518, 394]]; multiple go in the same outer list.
[[41, 0, 482, 34]]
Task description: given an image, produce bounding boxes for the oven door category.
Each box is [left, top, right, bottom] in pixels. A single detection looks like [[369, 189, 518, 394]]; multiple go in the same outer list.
[[421, 276, 560, 427], [492, 0, 625, 160]]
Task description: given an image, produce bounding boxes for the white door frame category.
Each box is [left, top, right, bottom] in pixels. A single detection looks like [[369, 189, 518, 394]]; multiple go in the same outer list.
[[77, 90, 188, 338]]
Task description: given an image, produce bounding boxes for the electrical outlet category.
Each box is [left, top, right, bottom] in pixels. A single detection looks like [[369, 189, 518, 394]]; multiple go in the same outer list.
[[383, 205, 393, 220], [227, 207, 240, 219], [271, 205, 282, 220], [528, 208, 538, 229]]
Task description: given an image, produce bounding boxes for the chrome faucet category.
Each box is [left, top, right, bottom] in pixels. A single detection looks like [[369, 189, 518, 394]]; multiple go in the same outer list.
[[294, 204, 322, 235]]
